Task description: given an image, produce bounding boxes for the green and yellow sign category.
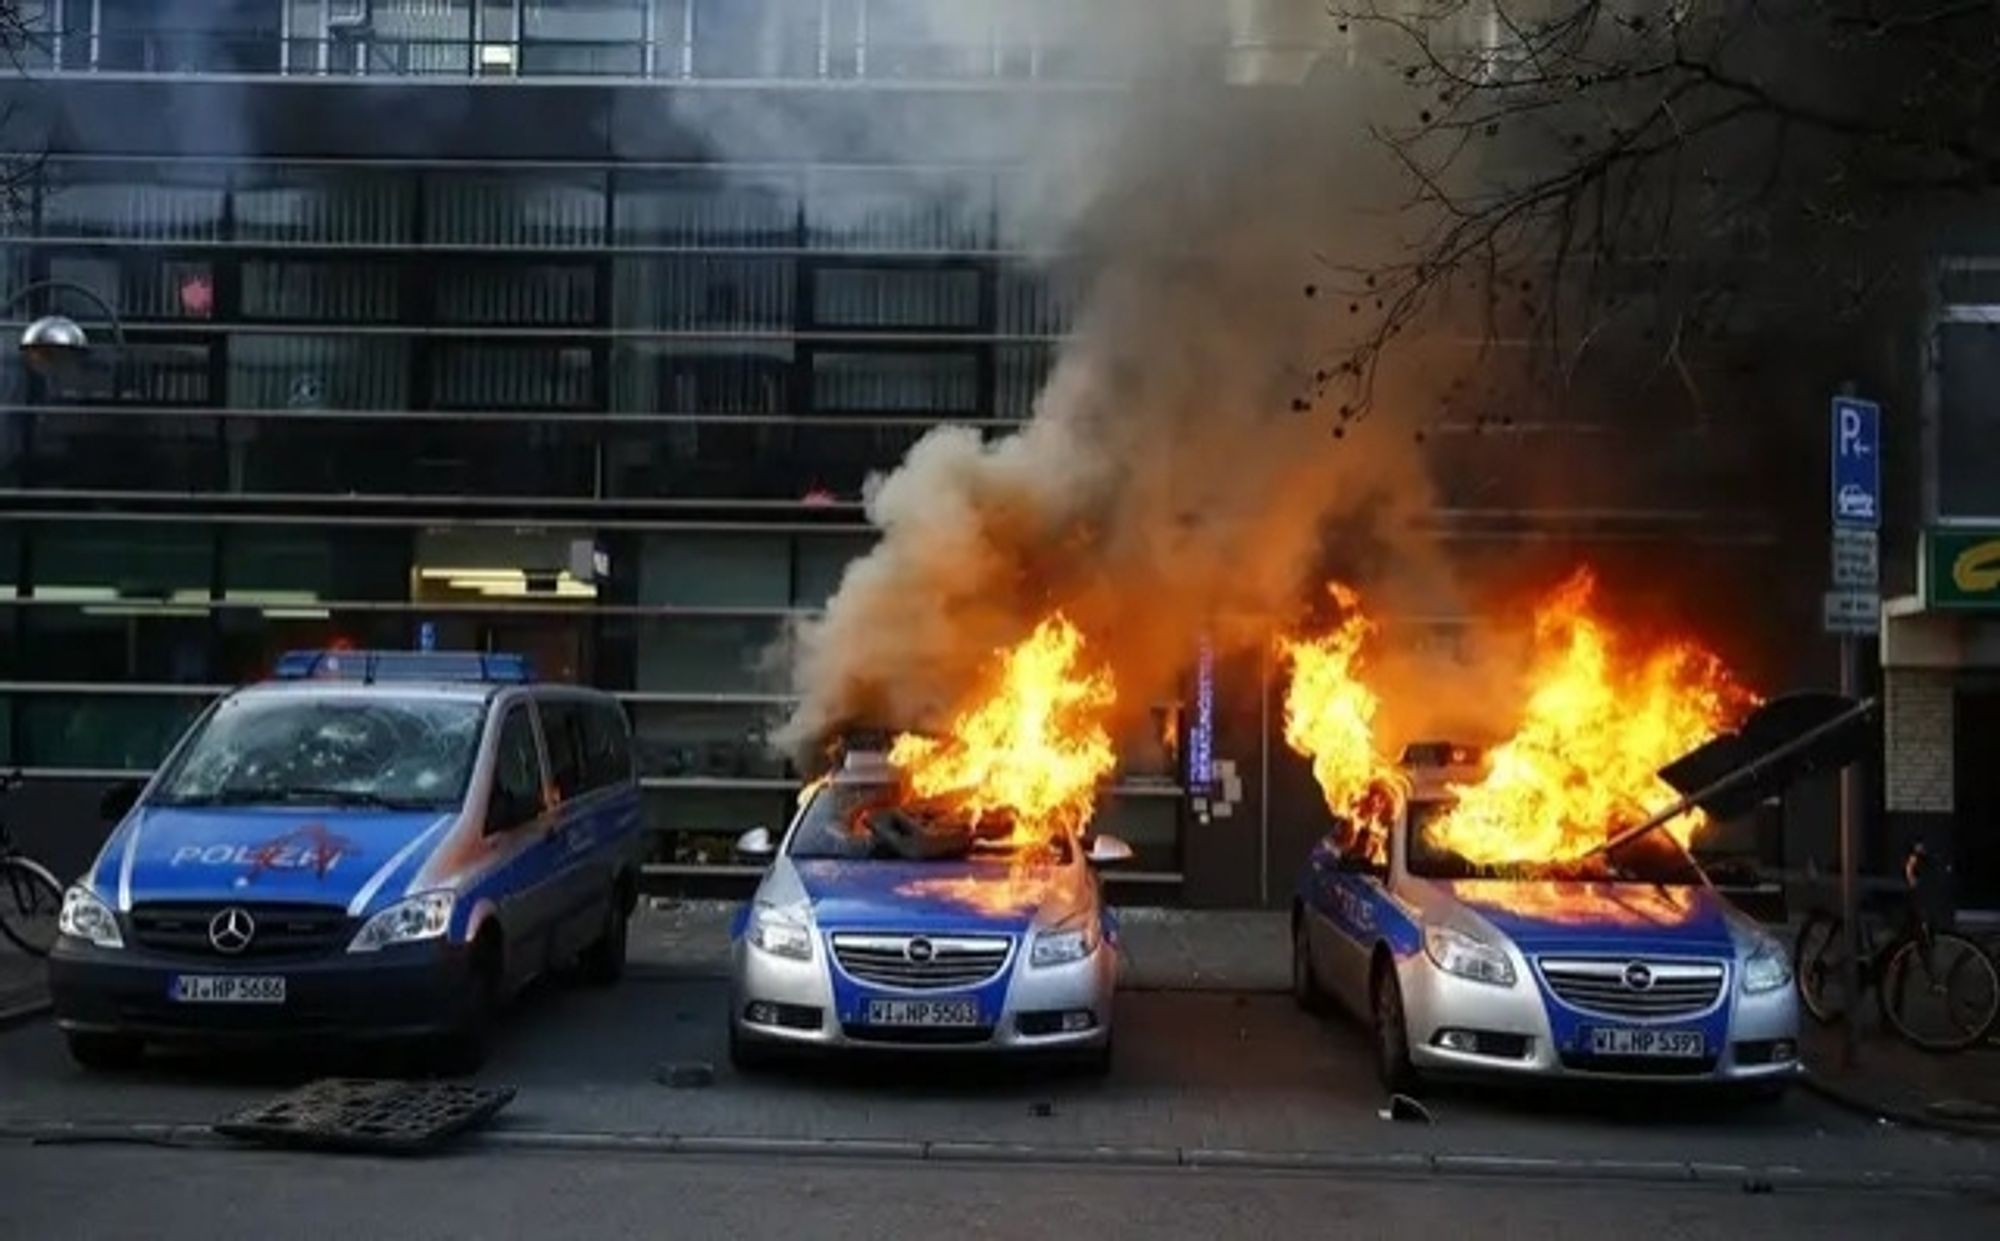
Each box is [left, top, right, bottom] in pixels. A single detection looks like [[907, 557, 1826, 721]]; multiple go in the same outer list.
[[1925, 528, 2000, 610]]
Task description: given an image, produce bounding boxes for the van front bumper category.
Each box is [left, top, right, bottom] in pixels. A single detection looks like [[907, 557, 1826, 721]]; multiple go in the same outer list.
[[48, 937, 477, 1045]]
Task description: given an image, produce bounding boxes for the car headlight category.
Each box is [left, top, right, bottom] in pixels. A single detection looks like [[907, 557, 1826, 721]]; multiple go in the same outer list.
[[1031, 915, 1102, 968], [348, 892, 455, 953], [58, 886, 123, 950], [1741, 936, 1792, 995], [1423, 924, 1516, 987], [748, 902, 814, 961]]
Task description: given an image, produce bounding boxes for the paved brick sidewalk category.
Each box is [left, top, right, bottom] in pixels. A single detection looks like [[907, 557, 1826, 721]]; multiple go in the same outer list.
[[1802, 1020, 2000, 1129]]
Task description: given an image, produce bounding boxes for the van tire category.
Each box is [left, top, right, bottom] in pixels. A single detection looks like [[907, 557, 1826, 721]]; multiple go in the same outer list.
[[578, 879, 632, 987], [427, 938, 500, 1076], [65, 1032, 144, 1071]]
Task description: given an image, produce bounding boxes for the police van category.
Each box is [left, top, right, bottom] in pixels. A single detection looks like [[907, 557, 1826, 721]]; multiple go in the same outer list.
[[49, 650, 645, 1072]]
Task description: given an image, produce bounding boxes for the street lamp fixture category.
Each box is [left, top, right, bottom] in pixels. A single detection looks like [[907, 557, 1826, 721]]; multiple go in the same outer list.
[[4, 279, 128, 381]]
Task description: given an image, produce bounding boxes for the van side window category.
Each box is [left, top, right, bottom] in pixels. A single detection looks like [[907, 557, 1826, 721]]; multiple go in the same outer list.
[[539, 699, 587, 801], [490, 706, 543, 832], [581, 702, 633, 789]]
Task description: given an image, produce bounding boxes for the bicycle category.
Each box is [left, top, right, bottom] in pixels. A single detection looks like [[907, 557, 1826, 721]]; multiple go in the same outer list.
[[1795, 843, 2000, 1053], [0, 772, 66, 958]]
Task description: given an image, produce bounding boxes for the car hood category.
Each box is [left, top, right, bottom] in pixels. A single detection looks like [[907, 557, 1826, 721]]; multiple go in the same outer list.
[[102, 805, 457, 908], [786, 858, 1066, 935], [1434, 879, 1739, 955]]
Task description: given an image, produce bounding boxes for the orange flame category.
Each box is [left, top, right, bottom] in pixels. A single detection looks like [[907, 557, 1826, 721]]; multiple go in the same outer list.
[[1277, 583, 1410, 840], [888, 614, 1118, 842], [1424, 569, 1759, 865]]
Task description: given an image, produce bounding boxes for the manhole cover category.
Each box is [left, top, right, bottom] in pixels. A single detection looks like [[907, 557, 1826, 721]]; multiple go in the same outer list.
[[215, 1078, 516, 1154]]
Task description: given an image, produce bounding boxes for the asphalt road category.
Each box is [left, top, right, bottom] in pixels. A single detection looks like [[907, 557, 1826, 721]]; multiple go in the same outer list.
[[1, 1144, 1991, 1241]]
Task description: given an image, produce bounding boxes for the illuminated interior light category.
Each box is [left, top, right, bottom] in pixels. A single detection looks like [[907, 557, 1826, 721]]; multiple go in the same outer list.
[[30, 585, 120, 602], [81, 605, 208, 618], [263, 608, 334, 620], [480, 43, 516, 67]]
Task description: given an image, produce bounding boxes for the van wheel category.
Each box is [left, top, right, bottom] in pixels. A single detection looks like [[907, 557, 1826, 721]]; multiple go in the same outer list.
[[428, 940, 500, 1076], [578, 882, 632, 987], [65, 1032, 144, 1071], [1371, 964, 1418, 1095]]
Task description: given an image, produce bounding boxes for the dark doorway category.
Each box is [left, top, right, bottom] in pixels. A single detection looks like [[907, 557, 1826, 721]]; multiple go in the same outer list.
[[1954, 687, 2000, 910]]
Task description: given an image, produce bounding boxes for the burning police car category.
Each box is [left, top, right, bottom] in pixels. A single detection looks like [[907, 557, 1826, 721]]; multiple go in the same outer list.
[[1291, 746, 1798, 1094], [728, 749, 1131, 1071]]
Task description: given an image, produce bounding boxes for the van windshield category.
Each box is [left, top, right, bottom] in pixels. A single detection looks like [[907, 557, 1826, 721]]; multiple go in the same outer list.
[[151, 695, 486, 811]]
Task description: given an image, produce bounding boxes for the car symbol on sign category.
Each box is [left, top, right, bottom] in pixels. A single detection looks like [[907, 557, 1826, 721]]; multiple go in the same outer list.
[[1836, 484, 1875, 520]]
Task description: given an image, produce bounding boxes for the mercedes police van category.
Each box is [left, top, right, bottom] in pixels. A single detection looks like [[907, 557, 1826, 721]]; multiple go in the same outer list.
[[49, 650, 644, 1072]]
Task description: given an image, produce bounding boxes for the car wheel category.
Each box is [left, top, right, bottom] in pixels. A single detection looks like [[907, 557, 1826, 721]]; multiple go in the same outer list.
[[1292, 915, 1328, 1014], [427, 940, 500, 1077], [64, 1032, 144, 1072], [1371, 965, 1417, 1094], [578, 885, 631, 987]]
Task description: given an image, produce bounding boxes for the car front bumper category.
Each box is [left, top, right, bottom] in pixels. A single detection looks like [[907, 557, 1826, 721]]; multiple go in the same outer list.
[[48, 936, 476, 1045], [1400, 953, 1800, 1085], [729, 935, 1116, 1055]]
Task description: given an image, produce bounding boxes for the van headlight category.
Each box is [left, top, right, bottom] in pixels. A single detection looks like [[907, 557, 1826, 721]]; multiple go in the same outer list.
[[1741, 935, 1793, 995], [1031, 914, 1102, 968], [748, 902, 814, 961], [58, 886, 123, 950], [1423, 924, 1516, 987], [348, 892, 455, 953]]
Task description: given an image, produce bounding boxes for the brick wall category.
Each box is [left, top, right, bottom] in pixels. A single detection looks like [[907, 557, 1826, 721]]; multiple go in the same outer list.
[[1884, 668, 1955, 813]]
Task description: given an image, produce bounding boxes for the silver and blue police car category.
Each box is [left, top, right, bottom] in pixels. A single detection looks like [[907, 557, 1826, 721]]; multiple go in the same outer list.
[[1292, 746, 1799, 1096], [728, 749, 1132, 1072], [49, 650, 644, 1072]]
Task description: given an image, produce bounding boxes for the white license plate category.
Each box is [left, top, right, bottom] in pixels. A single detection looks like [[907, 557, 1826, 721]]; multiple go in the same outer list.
[[170, 975, 287, 1005], [1588, 1027, 1703, 1057], [865, 998, 979, 1027]]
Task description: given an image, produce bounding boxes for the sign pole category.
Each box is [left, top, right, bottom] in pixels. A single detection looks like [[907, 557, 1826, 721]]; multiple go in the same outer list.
[[1827, 383, 1879, 1070], [1838, 634, 1863, 1069]]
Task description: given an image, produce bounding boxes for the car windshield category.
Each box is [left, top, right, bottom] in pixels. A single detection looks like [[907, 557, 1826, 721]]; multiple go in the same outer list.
[[787, 782, 1073, 865], [1403, 799, 1707, 886], [151, 694, 486, 810]]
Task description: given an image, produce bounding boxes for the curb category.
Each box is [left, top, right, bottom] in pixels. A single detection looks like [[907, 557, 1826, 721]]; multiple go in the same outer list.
[[1801, 1068, 2000, 1141], [0, 989, 50, 1031], [3, 1117, 1996, 1195]]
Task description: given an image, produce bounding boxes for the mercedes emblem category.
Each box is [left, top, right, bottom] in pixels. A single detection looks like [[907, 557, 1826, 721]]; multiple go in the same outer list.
[[208, 906, 256, 955]]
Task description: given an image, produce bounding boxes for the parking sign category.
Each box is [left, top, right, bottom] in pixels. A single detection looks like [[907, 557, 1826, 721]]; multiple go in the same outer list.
[[1831, 396, 1881, 529]]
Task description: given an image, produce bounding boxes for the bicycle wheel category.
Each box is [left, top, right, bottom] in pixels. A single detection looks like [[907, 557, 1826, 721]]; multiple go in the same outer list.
[[1880, 932, 2000, 1053], [1794, 911, 1851, 1025], [0, 855, 64, 958]]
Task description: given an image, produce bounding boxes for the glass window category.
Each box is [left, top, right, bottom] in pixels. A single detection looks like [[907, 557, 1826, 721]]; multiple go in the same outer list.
[[807, 169, 992, 251], [335, 0, 472, 75], [858, 0, 992, 80], [215, 608, 412, 686], [1937, 320, 2000, 519], [223, 418, 596, 497], [794, 533, 873, 606], [612, 342, 792, 415], [612, 171, 799, 247], [811, 350, 980, 413], [995, 269, 1076, 336], [98, 0, 282, 73], [1092, 794, 1181, 871], [153, 693, 486, 808], [647, 787, 794, 864], [229, 334, 411, 411], [539, 698, 588, 798], [636, 616, 787, 695], [582, 700, 635, 787], [27, 414, 222, 492], [234, 168, 415, 245], [629, 701, 790, 779], [603, 418, 930, 500], [47, 253, 217, 323], [689, 0, 818, 77], [28, 522, 213, 600], [220, 527, 412, 604], [242, 260, 401, 322], [522, 0, 645, 74], [636, 531, 790, 608], [994, 342, 1053, 419], [431, 342, 595, 411], [435, 262, 599, 326], [27, 340, 215, 408], [811, 266, 981, 329], [0, 521, 18, 598], [41, 161, 228, 241], [426, 172, 608, 247], [492, 705, 544, 822], [613, 256, 794, 330], [18, 609, 215, 685], [18, 693, 213, 771]]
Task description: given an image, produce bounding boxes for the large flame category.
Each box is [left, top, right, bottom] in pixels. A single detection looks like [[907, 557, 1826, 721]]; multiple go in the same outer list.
[[1424, 569, 1759, 865], [888, 614, 1118, 842], [1276, 583, 1410, 840]]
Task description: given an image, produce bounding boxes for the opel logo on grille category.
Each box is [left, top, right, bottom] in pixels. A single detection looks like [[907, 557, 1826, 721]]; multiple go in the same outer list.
[[1623, 962, 1654, 991], [905, 937, 935, 964], [208, 907, 256, 955]]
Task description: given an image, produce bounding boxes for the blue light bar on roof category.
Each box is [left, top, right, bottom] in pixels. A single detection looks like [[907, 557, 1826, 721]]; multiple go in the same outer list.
[[271, 649, 535, 685]]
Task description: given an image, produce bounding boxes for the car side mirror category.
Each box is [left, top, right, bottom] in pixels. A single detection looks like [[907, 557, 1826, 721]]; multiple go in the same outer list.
[[99, 779, 143, 824], [736, 826, 776, 863], [1086, 834, 1135, 866]]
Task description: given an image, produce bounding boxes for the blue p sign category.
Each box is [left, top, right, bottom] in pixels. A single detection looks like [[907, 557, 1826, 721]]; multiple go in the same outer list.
[[417, 621, 437, 652], [1831, 396, 1881, 530]]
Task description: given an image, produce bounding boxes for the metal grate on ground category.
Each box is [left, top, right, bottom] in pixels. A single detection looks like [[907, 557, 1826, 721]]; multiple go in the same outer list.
[[214, 1078, 517, 1154]]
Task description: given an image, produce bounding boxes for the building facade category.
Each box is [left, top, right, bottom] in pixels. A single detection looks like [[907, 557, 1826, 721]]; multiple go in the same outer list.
[[0, 1, 1813, 906]]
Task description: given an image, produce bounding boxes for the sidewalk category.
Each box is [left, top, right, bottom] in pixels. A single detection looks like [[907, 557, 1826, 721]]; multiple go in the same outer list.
[[1800, 1015, 2000, 1132]]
